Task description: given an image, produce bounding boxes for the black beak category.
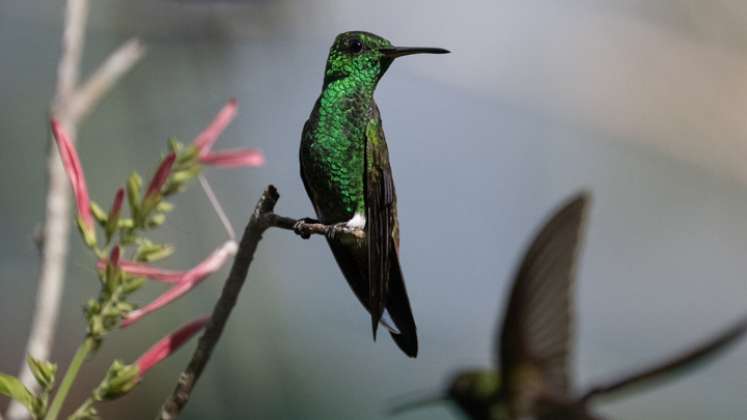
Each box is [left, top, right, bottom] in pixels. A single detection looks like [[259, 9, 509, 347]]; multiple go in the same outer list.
[[380, 46, 450, 58]]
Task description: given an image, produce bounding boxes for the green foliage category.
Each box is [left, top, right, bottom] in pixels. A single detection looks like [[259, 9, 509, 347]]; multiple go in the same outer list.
[[89, 202, 108, 224], [0, 372, 42, 418], [92, 361, 139, 401], [134, 239, 174, 262], [26, 356, 57, 392]]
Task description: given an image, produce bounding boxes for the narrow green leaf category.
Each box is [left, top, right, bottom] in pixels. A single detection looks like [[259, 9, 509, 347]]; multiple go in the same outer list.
[[0, 372, 39, 414], [156, 201, 174, 213], [89, 202, 108, 224], [134, 240, 174, 262], [94, 360, 139, 401], [126, 171, 142, 223], [167, 137, 182, 155], [147, 213, 166, 228], [176, 144, 199, 165], [122, 277, 145, 295], [26, 356, 57, 391], [77, 216, 97, 249]]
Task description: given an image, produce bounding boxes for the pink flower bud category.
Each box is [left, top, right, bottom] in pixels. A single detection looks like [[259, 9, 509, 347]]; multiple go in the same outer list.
[[109, 246, 121, 268], [109, 188, 125, 220], [193, 99, 238, 155], [199, 148, 265, 168], [50, 119, 94, 232], [121, 241, 237, 327], [144, 153, 176, 200], [135, 315, 210, 377]]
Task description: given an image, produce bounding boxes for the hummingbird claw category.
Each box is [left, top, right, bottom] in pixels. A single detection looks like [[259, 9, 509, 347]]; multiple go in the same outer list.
[[293, 217, 319, 239], [326, 222, 350, 241]]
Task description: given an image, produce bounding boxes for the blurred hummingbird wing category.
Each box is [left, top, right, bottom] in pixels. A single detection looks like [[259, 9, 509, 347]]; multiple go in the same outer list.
[[581, 314, 747, 402], [498, 192, 590, 407], [364, 109, 395, 337]]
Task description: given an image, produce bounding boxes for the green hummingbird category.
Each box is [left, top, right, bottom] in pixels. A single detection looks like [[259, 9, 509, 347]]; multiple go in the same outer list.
[[299, 31, 448, 358], [392, 192, 747, 419]]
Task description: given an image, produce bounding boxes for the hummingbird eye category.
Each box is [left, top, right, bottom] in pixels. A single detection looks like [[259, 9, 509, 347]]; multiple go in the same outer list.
[[348, 38, 363, 54]]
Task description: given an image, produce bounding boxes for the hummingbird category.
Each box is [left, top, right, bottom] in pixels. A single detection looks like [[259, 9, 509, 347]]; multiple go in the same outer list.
[[299, 31, 448, 358], [392, 192, 747, 419]]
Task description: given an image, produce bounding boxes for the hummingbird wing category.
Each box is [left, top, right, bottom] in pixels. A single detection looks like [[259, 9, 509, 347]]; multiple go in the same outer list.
[[299, 119, 320, 216], [497, 192, 590, 412], [580, 314, 747, 402], [364, 110, 395, 337]]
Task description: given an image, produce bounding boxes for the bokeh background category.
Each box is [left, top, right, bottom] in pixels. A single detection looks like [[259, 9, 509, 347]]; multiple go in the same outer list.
[[1, 1, 747, 419]]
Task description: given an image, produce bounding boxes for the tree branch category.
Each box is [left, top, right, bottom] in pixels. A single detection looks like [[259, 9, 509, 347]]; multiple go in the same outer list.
[[5, 1, 143, 419], [156, 185, 361, 419]]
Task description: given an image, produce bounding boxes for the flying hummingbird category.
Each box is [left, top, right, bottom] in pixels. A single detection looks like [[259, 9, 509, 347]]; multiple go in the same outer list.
[[392, 192, 747, 419], [299, 31, 448, 357]]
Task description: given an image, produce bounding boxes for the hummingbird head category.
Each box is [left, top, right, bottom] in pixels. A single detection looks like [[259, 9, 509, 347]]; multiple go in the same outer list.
[[323, 31, 449, 87], [389, 369, 503, 418], [446, 370, 505, 419]]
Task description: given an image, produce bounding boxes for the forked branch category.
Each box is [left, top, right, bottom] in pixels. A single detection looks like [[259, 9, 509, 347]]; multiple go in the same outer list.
[[156, 185, 361, 419]]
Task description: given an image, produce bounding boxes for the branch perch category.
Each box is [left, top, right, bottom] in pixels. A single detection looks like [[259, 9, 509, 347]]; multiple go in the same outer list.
[[156, 185, 361, 419]]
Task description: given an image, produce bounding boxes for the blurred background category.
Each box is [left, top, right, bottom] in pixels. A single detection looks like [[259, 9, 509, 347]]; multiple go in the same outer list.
[[1, 0, 746, 419]]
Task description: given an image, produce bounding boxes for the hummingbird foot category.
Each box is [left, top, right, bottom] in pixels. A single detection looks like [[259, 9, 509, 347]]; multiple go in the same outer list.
[[293, 217, 320, 239], [327, 213, 366, 240], [326, 222, 345, 240]]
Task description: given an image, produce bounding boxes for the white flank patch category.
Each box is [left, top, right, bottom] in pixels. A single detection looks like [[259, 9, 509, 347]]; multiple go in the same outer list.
[[346, 212, 366, 229]]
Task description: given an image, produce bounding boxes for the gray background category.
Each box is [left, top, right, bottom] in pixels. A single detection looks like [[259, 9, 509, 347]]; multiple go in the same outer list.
[[0, 1, 745, 419]]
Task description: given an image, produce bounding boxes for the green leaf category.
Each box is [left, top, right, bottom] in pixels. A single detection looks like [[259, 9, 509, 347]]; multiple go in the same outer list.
[[139, 194, 160, 222], [126, 171, 142, 223], [122, 277, 145, 295], [147, 213, 166, 228], [176, 144, 199, 165], [134, 240, 174, 262], [26, 356, 57, 392], [105, 212, 120, 243], [76, 216, 97, 249], [93, 360, 139, 401], [156, 201, 174, 213], [167, 137, 183, 155], [117, 218, 134, 229], [0, 372, 40, 414], [68, 403, 99, 420], [89, 202, 108, 224]]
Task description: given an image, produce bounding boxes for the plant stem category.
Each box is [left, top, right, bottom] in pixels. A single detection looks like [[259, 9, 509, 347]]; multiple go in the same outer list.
[[46, 338, 95, 420], [67, 397, 94, 420]]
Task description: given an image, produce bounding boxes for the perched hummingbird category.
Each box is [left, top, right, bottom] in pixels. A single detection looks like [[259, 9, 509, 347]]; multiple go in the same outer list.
[[392, 193, 747, 419], [299, 31, 448, 357]]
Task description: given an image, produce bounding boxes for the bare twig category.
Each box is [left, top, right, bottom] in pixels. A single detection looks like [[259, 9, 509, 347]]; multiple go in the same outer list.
[[5, 1, 88, 418], [53, 0, 88, 109], [6, 1, 143, 419], [66, 39, 145, 122], [156, 185, 360, 419], [198, 174, 236, 240]]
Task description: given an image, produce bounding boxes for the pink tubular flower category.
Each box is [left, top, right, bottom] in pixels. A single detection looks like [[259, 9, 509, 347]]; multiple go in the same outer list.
[[144, 152, 176, 200], [193, 98, 238, 155], [121, 240, 237, 327], [96, 259, 185, 284], [135, 315, 210, 377], [198, 148, 265, 168], [50, 119, 94, 232], [191, 99, 264, 168]]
